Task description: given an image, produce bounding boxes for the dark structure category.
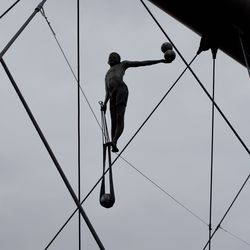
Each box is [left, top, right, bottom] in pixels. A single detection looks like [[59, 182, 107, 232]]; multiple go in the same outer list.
[[149, 0, 250, 67]]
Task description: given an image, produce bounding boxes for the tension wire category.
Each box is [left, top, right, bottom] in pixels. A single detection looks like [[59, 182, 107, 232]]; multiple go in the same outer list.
[[220, 227, 250, 246], [39, 8, 101, 130]]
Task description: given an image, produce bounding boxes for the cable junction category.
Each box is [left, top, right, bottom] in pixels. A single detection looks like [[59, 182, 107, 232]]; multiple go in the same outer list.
[[0, 0, 47, 59]]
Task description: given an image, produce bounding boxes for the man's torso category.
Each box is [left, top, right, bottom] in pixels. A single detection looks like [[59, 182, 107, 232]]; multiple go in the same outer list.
[[105, 63, 126, 93]]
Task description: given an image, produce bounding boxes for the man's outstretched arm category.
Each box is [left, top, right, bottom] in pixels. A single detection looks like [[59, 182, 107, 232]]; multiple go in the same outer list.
[[123, 59, 167, 68]]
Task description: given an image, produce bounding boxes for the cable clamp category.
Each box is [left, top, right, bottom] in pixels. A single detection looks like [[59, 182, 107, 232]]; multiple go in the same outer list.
[[35, 0, 46, 12]]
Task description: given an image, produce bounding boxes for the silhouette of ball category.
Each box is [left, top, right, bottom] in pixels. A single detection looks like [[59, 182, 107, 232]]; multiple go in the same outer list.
[[161, 42, 173, 53], [164, 50, 176, 63], [100, 194, 115, 208]]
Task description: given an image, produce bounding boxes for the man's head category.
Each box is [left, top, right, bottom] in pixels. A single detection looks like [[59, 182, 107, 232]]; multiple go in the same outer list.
[[108, 52, 121, 66]]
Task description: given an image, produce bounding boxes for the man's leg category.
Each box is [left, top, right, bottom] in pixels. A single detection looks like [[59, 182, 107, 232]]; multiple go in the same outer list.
[[110, 108, 117, 142], [112, 105, 126, 152]]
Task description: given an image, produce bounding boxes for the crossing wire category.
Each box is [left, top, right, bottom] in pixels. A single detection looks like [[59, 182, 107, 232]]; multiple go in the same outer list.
[[202, 173, 250, 250]]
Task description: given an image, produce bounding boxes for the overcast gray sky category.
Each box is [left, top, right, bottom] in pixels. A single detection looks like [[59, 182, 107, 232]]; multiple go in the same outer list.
[[0, 0, 250, 249]]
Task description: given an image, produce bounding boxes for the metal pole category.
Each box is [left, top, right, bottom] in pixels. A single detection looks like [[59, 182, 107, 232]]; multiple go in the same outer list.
[[77, 0, 82, 248], [0, 0, 47, 59], [0, 58, 105, 250], [208, 55, 216, 250]]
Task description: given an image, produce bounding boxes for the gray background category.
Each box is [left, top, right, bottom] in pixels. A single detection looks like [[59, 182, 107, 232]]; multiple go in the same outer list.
[[0, 0, 250, 249]]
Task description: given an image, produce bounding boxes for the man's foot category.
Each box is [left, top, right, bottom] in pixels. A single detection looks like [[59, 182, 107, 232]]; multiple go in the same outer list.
[[105, 142, 119, 152], [111, 142, 119, 153]]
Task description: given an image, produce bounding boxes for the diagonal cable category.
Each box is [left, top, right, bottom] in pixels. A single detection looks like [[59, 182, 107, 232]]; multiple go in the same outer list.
[[40, 8, 101, 130], [0, 0, 21, 19], [220, 227, 250, 246], [120, 155, 208, 226]]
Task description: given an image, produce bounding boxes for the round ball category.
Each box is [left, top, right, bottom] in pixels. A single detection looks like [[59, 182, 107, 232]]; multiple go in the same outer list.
[[100, 194, 115, 208], [161, 42, 173, 53], [164, 50, 176, 63]]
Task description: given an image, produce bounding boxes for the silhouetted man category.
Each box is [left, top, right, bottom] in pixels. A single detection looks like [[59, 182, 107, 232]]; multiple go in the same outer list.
[[102, 52, 169, 152]]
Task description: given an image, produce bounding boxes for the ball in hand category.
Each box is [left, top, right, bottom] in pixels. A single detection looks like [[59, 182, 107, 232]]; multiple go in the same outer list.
[[164, 50, 176, 63], [161, 42, 173, 53]]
